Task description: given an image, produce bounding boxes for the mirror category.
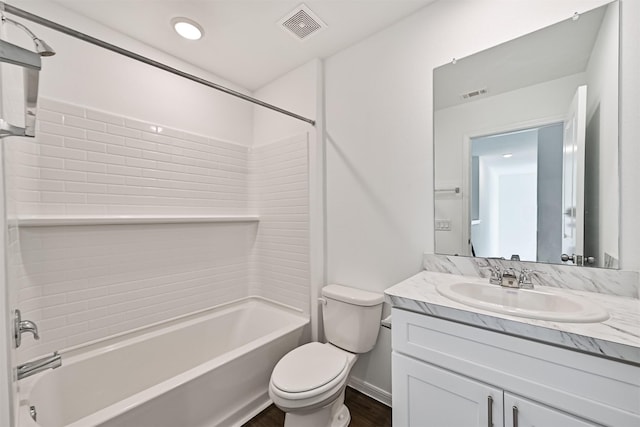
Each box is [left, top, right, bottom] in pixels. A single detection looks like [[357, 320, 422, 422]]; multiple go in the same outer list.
[[433, 1, 619, 269]]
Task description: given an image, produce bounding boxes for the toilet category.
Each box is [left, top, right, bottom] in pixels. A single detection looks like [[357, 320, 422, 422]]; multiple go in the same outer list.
[[269, 284, 384, 427]]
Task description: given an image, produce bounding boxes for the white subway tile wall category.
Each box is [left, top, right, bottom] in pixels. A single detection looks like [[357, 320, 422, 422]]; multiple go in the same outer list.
[[13, 223, 255, 361], [249, 136, 310, 312], [9, 97, 250, 216], [7, 99, 310, 361]]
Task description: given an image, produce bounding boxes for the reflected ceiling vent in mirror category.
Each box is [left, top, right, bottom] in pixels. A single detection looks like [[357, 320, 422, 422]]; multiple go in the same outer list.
[[461, 88, 488, 100], [278, 4, 327, 42]]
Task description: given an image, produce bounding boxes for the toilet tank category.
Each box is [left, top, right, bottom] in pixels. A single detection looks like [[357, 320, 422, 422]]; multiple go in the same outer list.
[[321, 285, 384, 353]]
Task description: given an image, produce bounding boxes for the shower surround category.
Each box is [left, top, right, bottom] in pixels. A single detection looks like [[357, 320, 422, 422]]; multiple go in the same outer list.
[[6, 97, 311, 362]]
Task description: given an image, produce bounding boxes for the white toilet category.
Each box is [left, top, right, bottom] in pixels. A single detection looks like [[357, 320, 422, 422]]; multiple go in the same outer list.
[[269, 284, 384, 427]]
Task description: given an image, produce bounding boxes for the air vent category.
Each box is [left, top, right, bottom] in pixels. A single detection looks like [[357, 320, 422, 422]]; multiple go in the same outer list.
[[278, 4, 327, 41], [461, 88, 488, 100]]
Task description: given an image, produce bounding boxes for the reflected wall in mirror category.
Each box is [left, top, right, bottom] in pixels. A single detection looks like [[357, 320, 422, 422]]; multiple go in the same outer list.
[[433, 1, 619, 269]]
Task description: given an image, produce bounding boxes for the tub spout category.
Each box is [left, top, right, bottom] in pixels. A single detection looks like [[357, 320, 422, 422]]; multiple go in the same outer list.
[[17, 352, 61, 380]]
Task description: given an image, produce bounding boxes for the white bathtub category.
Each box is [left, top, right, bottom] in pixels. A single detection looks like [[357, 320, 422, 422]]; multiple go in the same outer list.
[[18, 297, 309, 427]]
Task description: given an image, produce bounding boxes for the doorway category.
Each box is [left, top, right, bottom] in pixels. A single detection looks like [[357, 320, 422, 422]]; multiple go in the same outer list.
[[470, 123, 563, 262]]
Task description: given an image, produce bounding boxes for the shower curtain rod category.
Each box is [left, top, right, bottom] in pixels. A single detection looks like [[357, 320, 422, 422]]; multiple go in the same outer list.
[[0, 2, 316, 126]]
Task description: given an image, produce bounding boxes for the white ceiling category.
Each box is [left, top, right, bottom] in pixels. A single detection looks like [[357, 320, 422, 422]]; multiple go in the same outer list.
[[472, 129, 540, 175], [52, 0, 436, 90]]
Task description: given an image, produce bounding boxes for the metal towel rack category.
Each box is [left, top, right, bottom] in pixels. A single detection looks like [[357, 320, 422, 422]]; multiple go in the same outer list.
[[435, 187, 460, 194]]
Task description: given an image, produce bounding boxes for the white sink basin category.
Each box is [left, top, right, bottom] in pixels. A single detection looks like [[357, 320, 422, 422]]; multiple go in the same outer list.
[[436, 282, 609, 323]]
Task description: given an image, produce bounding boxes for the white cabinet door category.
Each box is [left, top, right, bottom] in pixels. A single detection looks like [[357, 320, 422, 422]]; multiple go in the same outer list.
[[393, 352, 504, 427], [504, 392, 600, 427]]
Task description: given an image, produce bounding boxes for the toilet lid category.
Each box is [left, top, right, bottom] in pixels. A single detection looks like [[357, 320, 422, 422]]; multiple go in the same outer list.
[[271, 342, 348, 393]]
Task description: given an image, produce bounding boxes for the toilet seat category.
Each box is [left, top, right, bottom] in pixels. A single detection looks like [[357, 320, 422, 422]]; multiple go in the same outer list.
[[269, 343, 353, 411], [272, 342, 348, 394]]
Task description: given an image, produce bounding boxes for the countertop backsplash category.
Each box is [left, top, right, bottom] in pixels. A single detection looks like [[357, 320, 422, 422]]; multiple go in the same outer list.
[[423, 254, 639, 299]]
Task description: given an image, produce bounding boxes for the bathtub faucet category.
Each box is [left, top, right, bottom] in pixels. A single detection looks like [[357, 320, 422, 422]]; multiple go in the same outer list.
[[17, 352, 61, 380], [14, 309, 40, 348]]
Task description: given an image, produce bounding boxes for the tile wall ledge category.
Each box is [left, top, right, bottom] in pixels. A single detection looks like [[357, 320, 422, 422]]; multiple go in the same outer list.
[[12, 215, 260, 227]]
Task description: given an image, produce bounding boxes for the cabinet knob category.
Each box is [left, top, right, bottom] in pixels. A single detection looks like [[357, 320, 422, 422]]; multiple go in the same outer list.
[[513, 405, 519, 427], [487, 395, 494, 427]]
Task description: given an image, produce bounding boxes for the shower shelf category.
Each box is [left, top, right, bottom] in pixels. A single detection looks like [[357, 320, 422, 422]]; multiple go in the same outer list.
[[14, 215, 260, 227]]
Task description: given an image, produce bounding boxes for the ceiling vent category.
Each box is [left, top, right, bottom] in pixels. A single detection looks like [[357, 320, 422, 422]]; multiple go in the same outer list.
[[461, 88, 488, 100], [278, 4, 327, 42]]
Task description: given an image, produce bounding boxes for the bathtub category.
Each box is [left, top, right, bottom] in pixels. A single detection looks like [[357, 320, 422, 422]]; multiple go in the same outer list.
[[18, 297, 309, 427]]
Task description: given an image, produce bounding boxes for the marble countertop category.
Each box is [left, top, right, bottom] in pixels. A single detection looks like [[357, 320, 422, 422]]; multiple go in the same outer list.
[[385, 271, 640, 365]]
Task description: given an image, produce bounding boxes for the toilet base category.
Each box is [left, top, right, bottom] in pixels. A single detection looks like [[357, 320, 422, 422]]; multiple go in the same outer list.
[[283, 392, 350, 427]]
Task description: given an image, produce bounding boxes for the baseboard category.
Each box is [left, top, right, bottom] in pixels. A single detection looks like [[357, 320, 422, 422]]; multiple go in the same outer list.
[[227, 393, 272, 427], [348, 377, 392, 408]]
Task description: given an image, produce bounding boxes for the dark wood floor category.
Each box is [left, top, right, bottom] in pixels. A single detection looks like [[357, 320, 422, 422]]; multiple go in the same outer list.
[[243, 387, 392, 427]]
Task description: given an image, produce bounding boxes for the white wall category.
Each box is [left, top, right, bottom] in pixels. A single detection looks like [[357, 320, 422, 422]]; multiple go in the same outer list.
[[619, 0, 640, 273], [324, 0, 615, 398], [474, 149, 538, 261], [253, 60, 318, 146], [585, 2, 619, 265], [498, 172, 537, 260]]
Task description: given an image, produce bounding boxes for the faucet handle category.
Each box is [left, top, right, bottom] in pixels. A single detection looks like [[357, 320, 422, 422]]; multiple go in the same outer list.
[[518, 268, 546, 288], [14, 309, 39, 348], [481, 266, 502, 285]]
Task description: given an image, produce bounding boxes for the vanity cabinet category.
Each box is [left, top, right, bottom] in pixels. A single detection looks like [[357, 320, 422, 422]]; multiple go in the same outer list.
[[391, 308, 640, 427], [394, 353, 596, 427]]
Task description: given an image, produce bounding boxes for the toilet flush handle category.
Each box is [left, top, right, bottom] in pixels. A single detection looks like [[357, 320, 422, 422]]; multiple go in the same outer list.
[[318, 297, 327, 305]]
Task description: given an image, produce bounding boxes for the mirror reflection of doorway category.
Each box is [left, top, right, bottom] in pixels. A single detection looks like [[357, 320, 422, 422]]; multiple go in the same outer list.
[[470, 123, 563, 262]]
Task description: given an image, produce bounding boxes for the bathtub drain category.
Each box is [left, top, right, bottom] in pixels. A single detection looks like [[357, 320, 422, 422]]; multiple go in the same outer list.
[[30, 405, 37, 422]]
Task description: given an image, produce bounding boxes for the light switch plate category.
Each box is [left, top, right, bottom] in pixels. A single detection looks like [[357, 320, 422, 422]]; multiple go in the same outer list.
[[435, 219, 451, 231]]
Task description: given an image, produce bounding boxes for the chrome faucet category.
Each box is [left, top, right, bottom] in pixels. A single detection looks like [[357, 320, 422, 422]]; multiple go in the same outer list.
[[484, 266, 536, 289], [14, 309, 39, 348], [17, 352, 61, 380], [500, 268, 519, 288]]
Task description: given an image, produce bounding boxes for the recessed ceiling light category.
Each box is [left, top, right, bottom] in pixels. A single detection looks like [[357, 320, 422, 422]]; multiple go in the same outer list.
[[172, 18, 203, 40], [502, 153, 513, 158]]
